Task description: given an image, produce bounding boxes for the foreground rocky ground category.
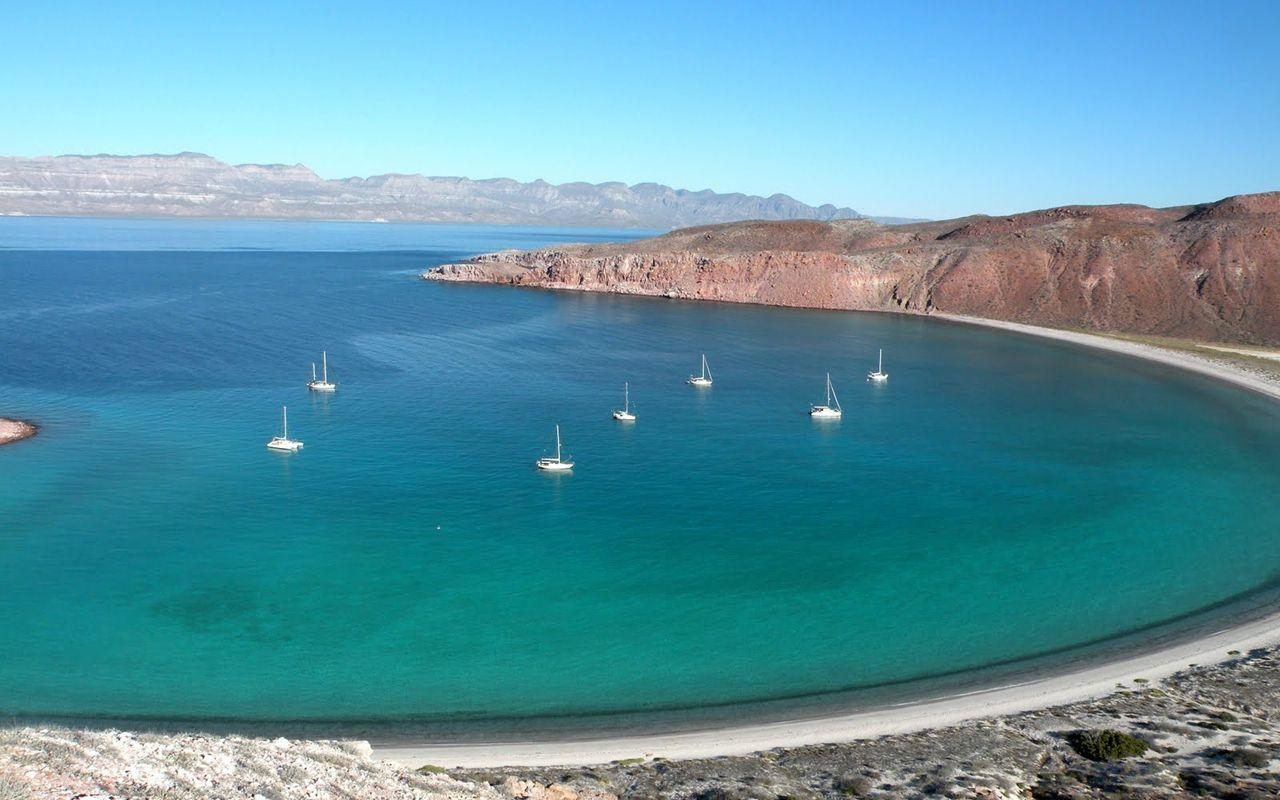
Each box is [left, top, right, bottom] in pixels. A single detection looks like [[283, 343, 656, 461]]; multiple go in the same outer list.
[[4, 648, 1280, 799]]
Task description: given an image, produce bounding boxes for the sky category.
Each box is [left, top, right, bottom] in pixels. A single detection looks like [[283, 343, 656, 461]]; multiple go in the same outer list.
[[1, 0, 1277, 219]]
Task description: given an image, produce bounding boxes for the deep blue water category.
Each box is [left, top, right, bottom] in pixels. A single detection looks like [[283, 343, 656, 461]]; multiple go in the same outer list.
[[3, 217, 1280, 729]]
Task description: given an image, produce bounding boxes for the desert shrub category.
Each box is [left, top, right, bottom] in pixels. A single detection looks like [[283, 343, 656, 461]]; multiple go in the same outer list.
[[1216, 711, 1237, 722], [1065, 729, 1149, 762], [1219, 747, 1269, 768], [692, 788, 739, 800], [833, 775, 872, 797]]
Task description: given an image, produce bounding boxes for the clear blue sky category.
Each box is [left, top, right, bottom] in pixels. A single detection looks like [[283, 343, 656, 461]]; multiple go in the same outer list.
[[1, 0, 1277, 219]]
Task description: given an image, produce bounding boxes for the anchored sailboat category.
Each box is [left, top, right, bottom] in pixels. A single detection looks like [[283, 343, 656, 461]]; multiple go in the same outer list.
[[266, 405, 303, 452], [810, 372, 843, 418], [867, 348, 889, 382], [307, 351, 336, 392], [687, 354, 713, 387], [536, 425, 574, 471], [612, 382, 636, 421]]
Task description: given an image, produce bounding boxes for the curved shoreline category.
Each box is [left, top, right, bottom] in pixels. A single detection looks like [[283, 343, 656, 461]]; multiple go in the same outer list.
[[374, 314, 1280, 767], [0, 417, 37, 446]]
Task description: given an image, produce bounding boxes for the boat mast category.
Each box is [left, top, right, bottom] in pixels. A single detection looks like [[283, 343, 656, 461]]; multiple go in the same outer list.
[[555, 425, 562, 461], [703, 354, 711, 381], [322, 351, 328, 383], [311, 362, 317, 382], [624, 382, 630, 413], [282, 406, 288, 439], [878, 349, 883, 373]]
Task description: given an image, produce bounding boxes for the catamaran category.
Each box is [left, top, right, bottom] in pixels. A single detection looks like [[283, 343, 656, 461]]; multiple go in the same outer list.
[[810, 372, 843, 418], [307, 351, 336, 392], [687, 353, 713, 387], [867, 348, 889, 382], [536, 424, 574, 471], [612, 382, 636, 421], [266, 405, 303, 452]]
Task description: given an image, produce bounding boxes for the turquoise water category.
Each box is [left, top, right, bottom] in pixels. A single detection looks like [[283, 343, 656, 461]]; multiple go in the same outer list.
[[3, 217, 1280, 730]]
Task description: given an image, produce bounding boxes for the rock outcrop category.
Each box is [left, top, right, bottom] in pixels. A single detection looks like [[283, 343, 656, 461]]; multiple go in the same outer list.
[[0, 419, 36, 446], [426, 193, 1280, 344], [0, 153, 892, 228]]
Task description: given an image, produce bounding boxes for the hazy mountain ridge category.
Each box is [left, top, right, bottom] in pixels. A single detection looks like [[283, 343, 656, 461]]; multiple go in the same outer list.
[[0, 152, 892, 227], [426, 191, 1280, 344]]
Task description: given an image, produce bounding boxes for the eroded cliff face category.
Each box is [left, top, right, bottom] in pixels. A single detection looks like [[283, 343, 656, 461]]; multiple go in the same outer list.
[[426, 193, 1280, 344]]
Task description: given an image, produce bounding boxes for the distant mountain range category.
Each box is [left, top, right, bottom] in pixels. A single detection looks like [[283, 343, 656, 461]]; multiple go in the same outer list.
[[0, 153, 911, 228]]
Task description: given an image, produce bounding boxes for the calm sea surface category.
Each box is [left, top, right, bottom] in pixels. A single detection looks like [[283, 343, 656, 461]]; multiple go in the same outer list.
[[3, 217, 1280, 731]]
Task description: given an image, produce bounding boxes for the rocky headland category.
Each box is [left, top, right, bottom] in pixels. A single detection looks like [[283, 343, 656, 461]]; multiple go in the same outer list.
[[0, 418, 36, 446], [425, 192, 1280, 345]]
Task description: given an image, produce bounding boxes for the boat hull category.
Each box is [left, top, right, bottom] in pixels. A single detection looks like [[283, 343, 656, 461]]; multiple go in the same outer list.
[[536, 459, 573, 471]]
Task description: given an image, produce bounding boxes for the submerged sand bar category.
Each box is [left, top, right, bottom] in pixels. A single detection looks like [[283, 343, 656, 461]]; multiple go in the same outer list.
[[0, 418, 36, 446], [375, 316, 1280, 768]]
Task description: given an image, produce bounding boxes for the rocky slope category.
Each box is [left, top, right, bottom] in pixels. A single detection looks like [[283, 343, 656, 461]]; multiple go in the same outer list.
[[5, 649, 1280, 799], [0, 153, 890, 228], [426, 192, 1280, 344]]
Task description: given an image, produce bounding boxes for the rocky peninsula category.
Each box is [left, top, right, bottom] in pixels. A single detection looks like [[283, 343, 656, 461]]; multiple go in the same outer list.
[[0, 418, 36, 446], [425, 191, 1280, 345]]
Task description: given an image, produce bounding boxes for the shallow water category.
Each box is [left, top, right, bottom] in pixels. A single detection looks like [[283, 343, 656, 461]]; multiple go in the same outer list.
[[3, 217, 1280, 726]]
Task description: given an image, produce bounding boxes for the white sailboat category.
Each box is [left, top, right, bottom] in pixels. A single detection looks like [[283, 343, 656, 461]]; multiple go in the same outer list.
[[307, 350, 337, 392], [612, 382, 636, 421], [867, 348, 889, 382], [687, 353, 713, 387], [535, 424, 574, 471], [266, 405, 303, 452], [810, 372, 843, 418]]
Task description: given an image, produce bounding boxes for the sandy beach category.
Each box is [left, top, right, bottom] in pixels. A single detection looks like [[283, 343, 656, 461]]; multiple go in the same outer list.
[[376, 315, 1280, 768], [0, 418, 36, 446]]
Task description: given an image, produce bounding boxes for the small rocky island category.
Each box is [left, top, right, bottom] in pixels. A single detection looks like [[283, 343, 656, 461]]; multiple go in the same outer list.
[[0, 418, 36, 446]]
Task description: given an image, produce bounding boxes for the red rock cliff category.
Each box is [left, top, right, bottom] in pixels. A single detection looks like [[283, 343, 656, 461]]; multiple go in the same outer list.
[[425, 192, 1280, 344]]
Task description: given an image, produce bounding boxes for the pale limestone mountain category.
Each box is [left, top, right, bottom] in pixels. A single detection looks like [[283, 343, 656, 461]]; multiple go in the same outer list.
[[0, 152, 889, 228]]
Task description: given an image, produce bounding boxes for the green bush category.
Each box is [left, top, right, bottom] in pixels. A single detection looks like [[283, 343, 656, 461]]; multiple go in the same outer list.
[[1066, 729, 1149, 762]]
